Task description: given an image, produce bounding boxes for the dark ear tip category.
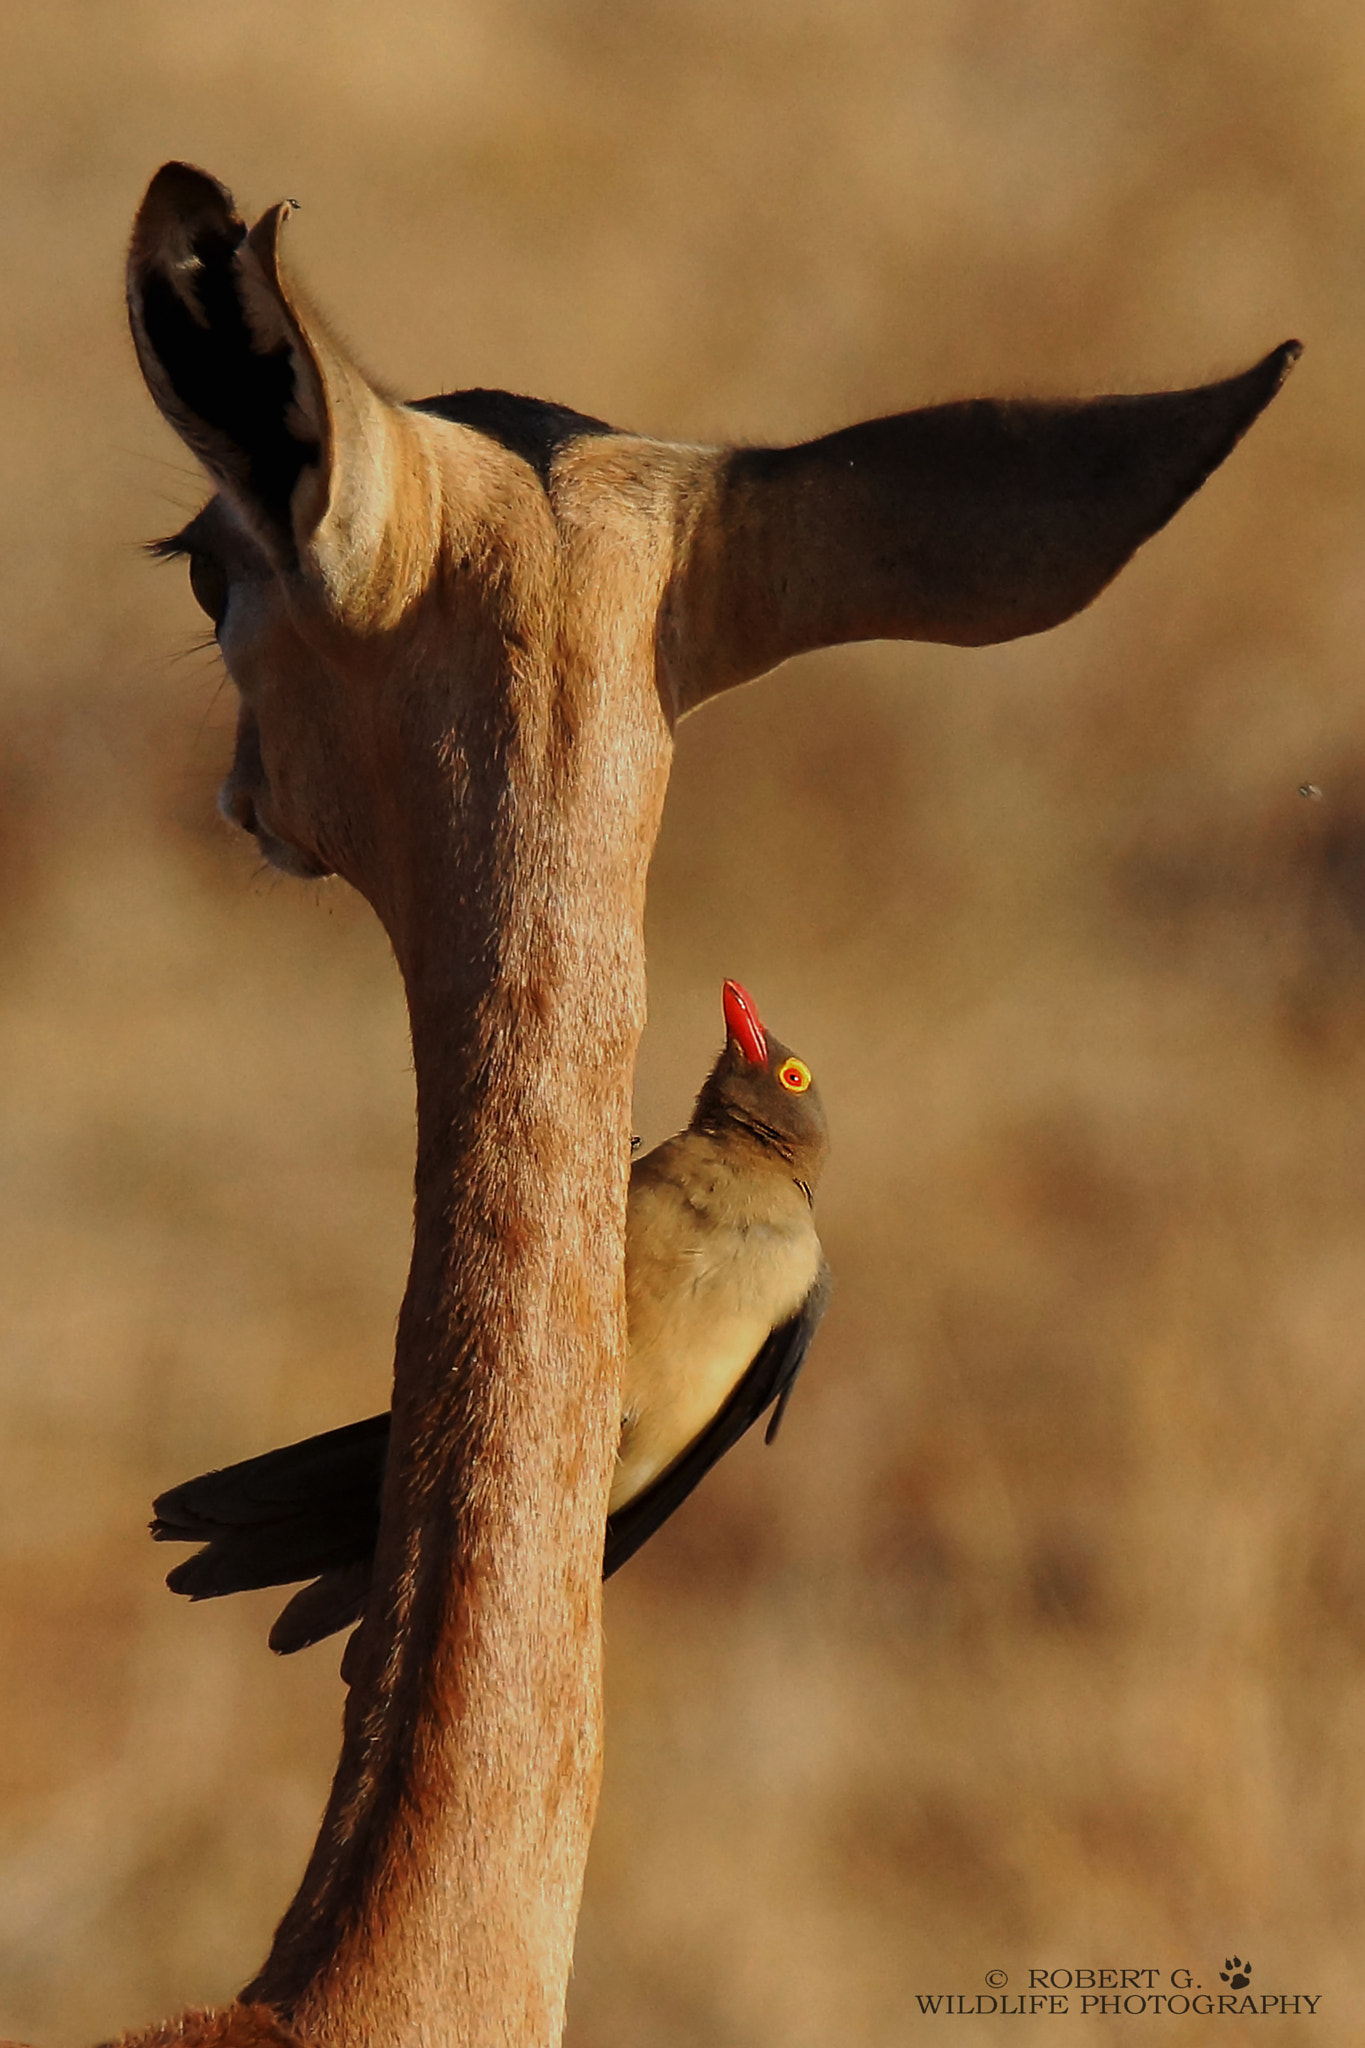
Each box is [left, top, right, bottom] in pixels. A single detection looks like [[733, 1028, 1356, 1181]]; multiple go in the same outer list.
[[132, 161, 245, 258], [1181, 338, 1302, 475], [1266, 337, 1303, 385], [144, 160, 238, 214], [1238, 338, 1302, 412]]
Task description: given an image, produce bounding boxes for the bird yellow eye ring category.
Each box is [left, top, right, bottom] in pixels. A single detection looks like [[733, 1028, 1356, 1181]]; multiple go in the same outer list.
[[779, 1058, 811, 1093]]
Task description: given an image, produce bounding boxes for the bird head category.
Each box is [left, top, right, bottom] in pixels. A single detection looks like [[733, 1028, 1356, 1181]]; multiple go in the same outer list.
[[691, 980, 830, 1185]]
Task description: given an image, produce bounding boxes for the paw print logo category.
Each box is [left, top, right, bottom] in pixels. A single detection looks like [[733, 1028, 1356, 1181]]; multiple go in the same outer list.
[[1221, 1957, 1252, 1990]]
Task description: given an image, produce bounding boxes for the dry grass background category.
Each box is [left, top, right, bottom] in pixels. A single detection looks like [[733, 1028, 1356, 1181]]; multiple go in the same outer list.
[[2, 0, 1364, 2041]]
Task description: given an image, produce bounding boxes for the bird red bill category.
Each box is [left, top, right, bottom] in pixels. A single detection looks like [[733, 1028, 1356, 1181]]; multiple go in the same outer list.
[[722, 979, 768, 1065]]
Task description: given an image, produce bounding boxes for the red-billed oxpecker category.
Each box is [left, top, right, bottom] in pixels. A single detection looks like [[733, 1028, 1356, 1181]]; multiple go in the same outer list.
[[152, 980, 829, 1651]]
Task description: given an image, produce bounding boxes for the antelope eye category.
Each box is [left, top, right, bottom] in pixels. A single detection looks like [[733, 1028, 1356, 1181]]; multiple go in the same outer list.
[[778, 1058, 811, 1093], [187, 550, 229, 629]]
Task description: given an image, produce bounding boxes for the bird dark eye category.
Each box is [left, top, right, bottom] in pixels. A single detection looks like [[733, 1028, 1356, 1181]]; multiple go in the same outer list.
[[187, 550, 229, 629], [779, 1059, 811, 1093]]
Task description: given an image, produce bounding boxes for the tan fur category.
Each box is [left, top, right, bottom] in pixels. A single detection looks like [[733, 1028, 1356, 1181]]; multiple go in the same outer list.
[[98, 2010, 308, 2048], [118, 161, 1294, 2048], [5, 2005, 311, 2048], [9, 2001, 307, 2048]]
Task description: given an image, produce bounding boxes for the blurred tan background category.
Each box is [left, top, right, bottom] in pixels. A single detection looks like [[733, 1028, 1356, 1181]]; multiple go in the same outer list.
[[1, 1, 1363, 2041]]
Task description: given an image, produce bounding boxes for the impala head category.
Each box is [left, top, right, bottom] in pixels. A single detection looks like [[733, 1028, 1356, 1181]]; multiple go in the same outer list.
[[130, 160, 1297, 980], [128, 163, 677, 969]]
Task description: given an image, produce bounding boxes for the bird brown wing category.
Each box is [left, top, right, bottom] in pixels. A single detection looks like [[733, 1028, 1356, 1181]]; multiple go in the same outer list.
[[602, 1264, 831, 1578]]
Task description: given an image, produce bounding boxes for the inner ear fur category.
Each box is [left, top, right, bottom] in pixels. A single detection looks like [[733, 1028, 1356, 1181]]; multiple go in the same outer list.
[[128, 162, 410, 605], [128, 163, 327, 562]]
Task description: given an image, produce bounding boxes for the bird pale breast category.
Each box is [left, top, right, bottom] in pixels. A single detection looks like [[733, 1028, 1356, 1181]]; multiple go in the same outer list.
[[611, 1135, 821, 1508]]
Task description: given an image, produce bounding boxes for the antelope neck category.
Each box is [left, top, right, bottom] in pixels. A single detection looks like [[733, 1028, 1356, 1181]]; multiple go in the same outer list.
[[245, 676, 673, 2045]]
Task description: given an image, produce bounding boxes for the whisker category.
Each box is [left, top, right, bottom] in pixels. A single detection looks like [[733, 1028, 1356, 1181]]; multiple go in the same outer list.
[[189, 674, 235, 755], [155, 640, 222, 677], [116, 445, 203, 481]]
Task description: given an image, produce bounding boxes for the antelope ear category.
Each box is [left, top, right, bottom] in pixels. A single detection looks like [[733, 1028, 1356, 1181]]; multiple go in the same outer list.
[[127, 162, 394, 586], [668, 343, 1300, 710]]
